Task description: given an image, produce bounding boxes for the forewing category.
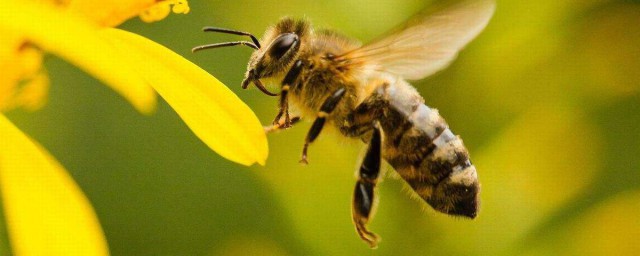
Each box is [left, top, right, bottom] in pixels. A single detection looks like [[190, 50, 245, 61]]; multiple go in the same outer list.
[[341, 0, 495, 80]]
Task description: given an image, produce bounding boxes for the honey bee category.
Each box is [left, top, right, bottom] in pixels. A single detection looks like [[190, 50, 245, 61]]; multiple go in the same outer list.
[[193, 0, 495, 248]]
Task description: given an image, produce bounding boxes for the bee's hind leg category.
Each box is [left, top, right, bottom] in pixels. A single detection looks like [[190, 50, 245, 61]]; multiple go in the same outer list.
[[352, 124, 382, 248], [300, 87, 346, 164]]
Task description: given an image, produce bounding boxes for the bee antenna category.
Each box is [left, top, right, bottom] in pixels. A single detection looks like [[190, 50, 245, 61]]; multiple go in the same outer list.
[[192, 41, 259, 53], [201, 27, 261, 49]]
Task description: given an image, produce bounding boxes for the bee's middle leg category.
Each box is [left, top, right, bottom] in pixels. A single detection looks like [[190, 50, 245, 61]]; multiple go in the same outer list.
[[300, 87, 347, 164], [352, 124, 382, 248]]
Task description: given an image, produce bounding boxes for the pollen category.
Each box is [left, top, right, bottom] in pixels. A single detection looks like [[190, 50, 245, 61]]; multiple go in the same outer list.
[[139, 0, 190, 23]]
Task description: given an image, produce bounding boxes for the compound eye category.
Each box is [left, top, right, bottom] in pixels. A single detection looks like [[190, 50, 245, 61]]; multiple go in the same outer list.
[[269, 33, 298, 59]]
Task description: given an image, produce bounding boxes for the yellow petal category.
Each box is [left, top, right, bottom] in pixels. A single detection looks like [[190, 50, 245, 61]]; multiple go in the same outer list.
[[138, 1, 171, 23], [67, 0, 190, 26], [8, 70, 50, 112], [0, 1, 156, 114], [66, 0, 157, 27], [101, 28, 269, 166], [0, 114, 109, 255], [0, 30, 47, 112], [139, 0, 190, 22], [0, 31, 24, 110]]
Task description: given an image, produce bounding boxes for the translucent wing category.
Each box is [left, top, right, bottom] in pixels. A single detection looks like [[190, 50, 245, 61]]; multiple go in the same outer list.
[[340, 0, 495, 80]]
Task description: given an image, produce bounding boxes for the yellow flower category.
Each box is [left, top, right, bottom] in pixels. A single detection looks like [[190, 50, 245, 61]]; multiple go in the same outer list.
[[1, 0, 268, 165], [0, 0, 268, 254]]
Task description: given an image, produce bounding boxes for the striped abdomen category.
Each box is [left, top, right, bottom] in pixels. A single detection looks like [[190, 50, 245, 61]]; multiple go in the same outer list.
[[379, 83, 479, 218]]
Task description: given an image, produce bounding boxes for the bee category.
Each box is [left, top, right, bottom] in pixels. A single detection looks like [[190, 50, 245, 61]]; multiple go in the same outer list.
[[193, 0, 495, 248]]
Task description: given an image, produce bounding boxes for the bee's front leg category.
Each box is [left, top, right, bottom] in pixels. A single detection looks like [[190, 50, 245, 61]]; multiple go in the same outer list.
[[352, 124, 382, 248], [264, 116, 301, 133], [272, 60, 304, 128]]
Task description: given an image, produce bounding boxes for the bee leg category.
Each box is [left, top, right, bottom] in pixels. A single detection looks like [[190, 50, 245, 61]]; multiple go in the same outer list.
[[271, 92, 289, 126], [273, 60, 304, 127], [264, 116, 301, 133], [300, 87, 347, 164], [352, 125, 382, 248]]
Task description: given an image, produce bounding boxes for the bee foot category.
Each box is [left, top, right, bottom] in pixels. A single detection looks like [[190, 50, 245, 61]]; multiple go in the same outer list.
[[354, 219, 380, 249]]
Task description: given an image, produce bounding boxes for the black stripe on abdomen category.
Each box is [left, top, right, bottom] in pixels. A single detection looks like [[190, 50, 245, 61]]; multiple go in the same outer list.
[[381, 102, 472, 188]]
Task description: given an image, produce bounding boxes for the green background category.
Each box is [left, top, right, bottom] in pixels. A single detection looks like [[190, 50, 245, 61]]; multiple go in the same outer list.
[[5, 0, 640, 255]]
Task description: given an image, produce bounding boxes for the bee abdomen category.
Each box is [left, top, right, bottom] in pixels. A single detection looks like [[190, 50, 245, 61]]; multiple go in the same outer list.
[[415, 129, 473, 185], [381, 103, 478, 209]]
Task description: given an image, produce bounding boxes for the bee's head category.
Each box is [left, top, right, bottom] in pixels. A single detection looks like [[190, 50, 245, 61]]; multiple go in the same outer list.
[[193, 17, 310, 96], [243, 18, 310, 93], [427, 165, 480, 218]]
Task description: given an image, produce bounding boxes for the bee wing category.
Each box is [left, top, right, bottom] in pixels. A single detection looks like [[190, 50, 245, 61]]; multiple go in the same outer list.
[[340, 0, 495, 80]]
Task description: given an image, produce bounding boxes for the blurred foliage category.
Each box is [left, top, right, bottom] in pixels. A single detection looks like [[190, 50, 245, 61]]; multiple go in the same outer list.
[[3, 0, 640, 255]]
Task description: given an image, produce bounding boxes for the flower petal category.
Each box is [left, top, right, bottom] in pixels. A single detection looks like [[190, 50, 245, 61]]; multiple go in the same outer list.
[[101, 28, 269, 166], [0, 114, 109, 255], [67, 0, 157, 27], [0, 30, 48, 112], [67, 0, 190, 26], [0, 1, 156, 114]]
